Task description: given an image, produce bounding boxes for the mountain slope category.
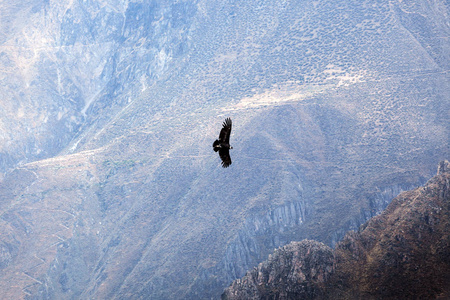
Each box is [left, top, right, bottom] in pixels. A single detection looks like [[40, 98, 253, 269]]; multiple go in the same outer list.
[[0, 0, 449, 299]]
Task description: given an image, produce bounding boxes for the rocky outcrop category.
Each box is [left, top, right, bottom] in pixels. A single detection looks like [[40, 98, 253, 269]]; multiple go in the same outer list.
[[223, 161, 450, 299], [222, 240, 333, 300]]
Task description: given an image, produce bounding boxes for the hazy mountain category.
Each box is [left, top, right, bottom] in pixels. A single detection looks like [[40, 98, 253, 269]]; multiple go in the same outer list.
[[0, 0, 448, 299], [223, 161, 450, 299]]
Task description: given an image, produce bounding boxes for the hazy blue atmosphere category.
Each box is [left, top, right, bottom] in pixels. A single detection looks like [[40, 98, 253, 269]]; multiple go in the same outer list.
[[0, 0, 448, 299]]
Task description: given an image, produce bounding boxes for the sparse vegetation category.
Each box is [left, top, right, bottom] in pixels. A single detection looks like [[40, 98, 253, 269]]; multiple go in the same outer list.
[[0, 0, 448, 299]]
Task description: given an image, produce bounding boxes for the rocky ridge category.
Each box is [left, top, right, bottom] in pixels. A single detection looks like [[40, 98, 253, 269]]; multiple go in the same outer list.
[[223, 161, 450, 299], [222, 240, 333, 300]]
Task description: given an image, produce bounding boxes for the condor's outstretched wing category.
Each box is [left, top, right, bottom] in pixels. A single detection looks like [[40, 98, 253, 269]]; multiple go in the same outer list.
[[219, 148, 232, 168], [218, 117, 232, 143]]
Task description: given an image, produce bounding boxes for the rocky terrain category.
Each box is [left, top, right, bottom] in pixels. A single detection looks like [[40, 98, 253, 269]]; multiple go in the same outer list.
[[0, 0, 449, 299], [223, 161, 450, 299], [222, 240, 334, 300]]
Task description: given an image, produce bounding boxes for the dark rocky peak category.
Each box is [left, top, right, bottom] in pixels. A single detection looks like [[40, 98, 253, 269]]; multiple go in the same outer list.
[[222, 240, 334, 300]]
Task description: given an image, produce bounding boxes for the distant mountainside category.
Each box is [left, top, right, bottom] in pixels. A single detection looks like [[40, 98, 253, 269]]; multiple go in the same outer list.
[[223, 160, 450, 299], [0, 0, 449, 299]]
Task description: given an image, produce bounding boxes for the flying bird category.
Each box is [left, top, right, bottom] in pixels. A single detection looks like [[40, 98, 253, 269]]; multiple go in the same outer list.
[[213, 117, 233, 168]]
